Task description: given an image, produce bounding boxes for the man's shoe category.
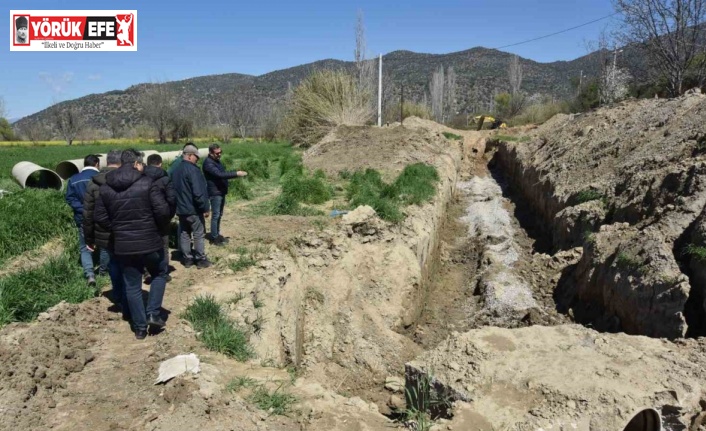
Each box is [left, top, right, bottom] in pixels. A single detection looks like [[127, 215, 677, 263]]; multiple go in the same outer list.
[[165, 274, 172, 282], [196, 259, 212, 269], [212, 237, 226, 247], [183, 259, 194, 268], [135, 329, 148, 340], [205, 232, 214, 242], [147, 314, 166, 329], [217, 235, 229, 244], [87, 276, 96, 287]]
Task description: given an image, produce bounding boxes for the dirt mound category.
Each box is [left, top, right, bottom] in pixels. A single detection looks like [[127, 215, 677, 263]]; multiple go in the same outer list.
[[407, 324, 706, 430], [493, 93, 706, 337], [0, 300, 105, 430]]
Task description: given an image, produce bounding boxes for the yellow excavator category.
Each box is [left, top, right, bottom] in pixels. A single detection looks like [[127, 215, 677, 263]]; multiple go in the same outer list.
[[473, 115, 507, 131]]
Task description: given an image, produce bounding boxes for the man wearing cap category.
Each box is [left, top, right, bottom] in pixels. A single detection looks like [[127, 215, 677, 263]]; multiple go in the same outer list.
[[15, 16, 28, 44], [172, 143, 212, 269]]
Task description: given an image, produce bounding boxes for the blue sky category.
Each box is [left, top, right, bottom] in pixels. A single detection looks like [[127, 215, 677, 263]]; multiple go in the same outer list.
[[2, 0, 618, 120]]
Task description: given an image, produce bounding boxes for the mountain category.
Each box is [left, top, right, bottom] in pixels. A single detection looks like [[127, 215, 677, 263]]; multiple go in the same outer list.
[[13, 47, 612, 134]]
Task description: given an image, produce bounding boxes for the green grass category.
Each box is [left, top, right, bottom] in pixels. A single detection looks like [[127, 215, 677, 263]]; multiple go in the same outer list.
[[280, 170, 333, 204], [0, 236, 103, 326], [574, 189, 604, 205], [248, 384, 298, 416], [684, 244, 706, 262], [345, 164, 439, 223], [402, 371, 452, 431], [226, 376, 257, 393], [238, 157, 271, 181], [387, 163, 440, 205], [616, 252, 643, 273], [182, 295, 253, 362], [278, 153, 304, 177], [442, 132, 462, 141], [229, 245, 268, 273], [0, 189, 75, 265]]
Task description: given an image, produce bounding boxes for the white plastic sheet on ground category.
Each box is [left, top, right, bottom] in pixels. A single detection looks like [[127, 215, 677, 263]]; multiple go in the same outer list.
[[155, 353, 200, 384]]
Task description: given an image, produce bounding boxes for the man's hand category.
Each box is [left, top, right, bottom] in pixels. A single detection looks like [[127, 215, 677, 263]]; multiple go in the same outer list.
[[204, 212, 210, 218], [86, 244, 95, 252], [236, 171, 248, 177]]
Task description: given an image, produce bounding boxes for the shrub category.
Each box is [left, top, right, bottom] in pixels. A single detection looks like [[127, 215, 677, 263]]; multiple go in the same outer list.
[[616, 252, 643, 273], [283, 69, 373, 147]]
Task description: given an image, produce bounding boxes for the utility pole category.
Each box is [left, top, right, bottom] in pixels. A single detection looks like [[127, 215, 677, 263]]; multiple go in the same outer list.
[[577, 70, 583, 97], [377, 53, 382, 127]]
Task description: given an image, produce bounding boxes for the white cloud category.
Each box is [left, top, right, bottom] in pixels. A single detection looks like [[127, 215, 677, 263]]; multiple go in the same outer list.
[[38, 71, 74, 94], [88, 73, 102, 81]]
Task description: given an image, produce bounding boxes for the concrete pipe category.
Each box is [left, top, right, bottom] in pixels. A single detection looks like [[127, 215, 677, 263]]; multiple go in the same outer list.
[[55, 158, 85, 180], [159, 151, 182, 163], [12, 161, 63, 190], [622, 408, 662, 431]]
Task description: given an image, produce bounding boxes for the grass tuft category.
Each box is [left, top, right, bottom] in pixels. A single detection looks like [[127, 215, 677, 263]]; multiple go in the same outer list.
[[248, 384, 298, 416], [574, 189, 604, 205], [226, 376, 256, 393], [182, 295, 253, 362], [684, 244, 706, 262]]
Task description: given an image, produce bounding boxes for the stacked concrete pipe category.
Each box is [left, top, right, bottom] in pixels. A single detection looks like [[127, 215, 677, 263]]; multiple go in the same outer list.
[[11, 162, 63, 190], [16, 147, 212, 188]]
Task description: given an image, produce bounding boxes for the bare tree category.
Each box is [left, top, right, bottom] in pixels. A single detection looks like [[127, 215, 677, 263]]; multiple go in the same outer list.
[[444, 66, 457, 122], [509, 55, 523, 95], [139, 83, 176, 143], [0, 97, 7, 119], [614, 0, 706, 95], [430, 65, 445, 122], [53, 105, 83, 146], [354, 10, 377, 118]]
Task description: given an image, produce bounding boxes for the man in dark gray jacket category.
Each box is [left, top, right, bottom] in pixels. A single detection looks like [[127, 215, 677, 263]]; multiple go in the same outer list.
[[172, 143, 211, 269]]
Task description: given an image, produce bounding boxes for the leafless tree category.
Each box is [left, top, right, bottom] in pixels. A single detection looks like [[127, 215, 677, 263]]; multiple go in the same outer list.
[[509, 55, 523, 95], [139, 82, 176, 143], [52, 105, 83, 145], [430, 65, 445, 122], [0, 97, 7, 119], [614, 0, 706, 95], [354, 10, 377, 118], [444, 66, 457, 122]]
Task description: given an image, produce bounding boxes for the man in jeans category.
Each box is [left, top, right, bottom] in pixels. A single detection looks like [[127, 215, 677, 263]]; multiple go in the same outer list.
[[172, 143, 211, 269], [202, 143, 247, 245], [65, 154, 101, 286], [94, 149, 171, 339], [144, 154, 177, 281], [83, 150, 124, 311]]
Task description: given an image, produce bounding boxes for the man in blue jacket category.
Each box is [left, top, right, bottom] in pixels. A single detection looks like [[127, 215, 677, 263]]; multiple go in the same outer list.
[[172, 143, 212, 268], [65, 154, 101, 286], [202, 143, 247, 245]]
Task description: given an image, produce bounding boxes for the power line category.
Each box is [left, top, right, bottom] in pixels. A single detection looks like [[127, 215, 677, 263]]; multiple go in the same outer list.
[[493, 12, 620, 50]]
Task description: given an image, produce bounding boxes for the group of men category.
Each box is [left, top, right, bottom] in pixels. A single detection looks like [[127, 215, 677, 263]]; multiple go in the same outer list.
[[64, 143, 246, 339]]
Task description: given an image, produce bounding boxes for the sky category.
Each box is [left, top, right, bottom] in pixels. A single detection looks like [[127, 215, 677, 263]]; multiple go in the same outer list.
[[1, 0, 619, 120]]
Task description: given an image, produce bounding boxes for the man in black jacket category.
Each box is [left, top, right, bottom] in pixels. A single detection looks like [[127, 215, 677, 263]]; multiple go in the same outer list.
[[94, 149, 172, 340], [145, 154, 177, 280], [172, 143, 211, 268], [202, 143, 247, 245], [83, 150, 124, 311]]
